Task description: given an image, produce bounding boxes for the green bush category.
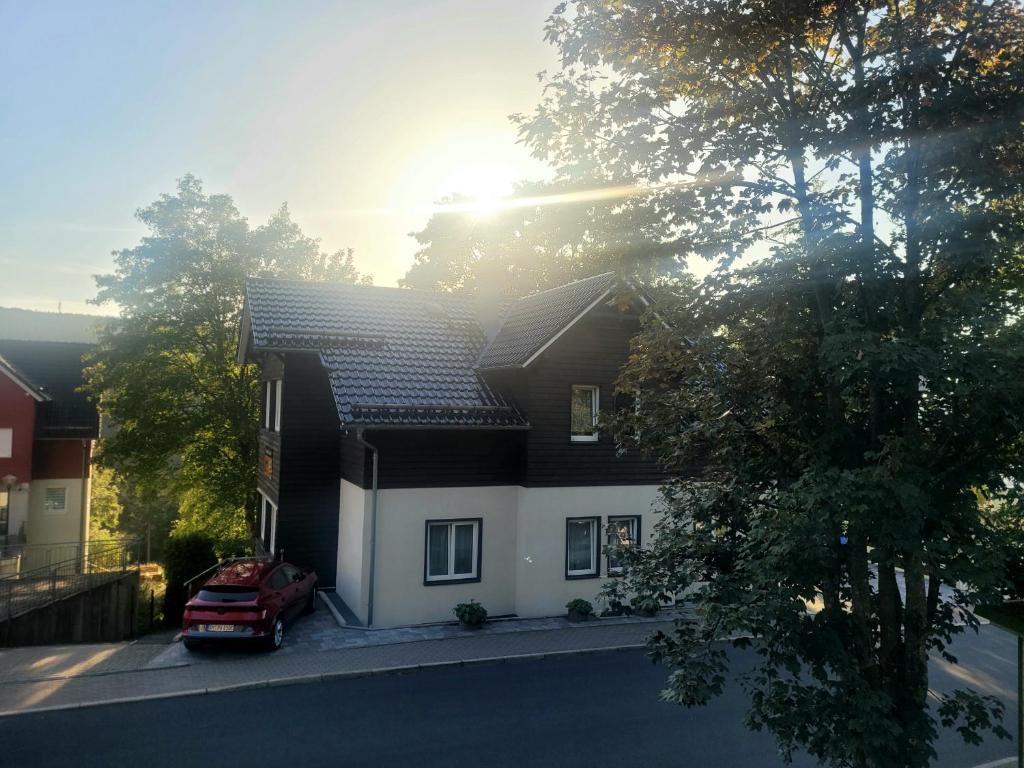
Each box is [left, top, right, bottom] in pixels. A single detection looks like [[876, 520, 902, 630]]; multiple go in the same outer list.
[[454, 599, 488, 628], [162, 533, 219, 627], [631, 594, 661, 616], [565, 598, 594, 619]]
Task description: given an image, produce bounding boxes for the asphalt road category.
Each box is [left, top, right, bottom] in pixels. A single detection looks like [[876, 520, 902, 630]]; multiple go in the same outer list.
[[4, 627, 1018, 768]]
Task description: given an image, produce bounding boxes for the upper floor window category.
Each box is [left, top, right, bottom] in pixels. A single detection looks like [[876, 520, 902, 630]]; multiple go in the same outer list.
[[570, 385, 599, 442], [264, 380, 282, 432], [0, 428, 11, 458]]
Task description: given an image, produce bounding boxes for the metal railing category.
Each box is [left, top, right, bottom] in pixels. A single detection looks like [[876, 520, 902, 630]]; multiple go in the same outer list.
[[0, 539, 140, 621], [0, 538, 138, 574]]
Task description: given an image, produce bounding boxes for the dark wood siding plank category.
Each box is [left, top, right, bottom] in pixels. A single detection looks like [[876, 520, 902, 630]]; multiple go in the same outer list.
[[523, 304, 662, 487], [275, 353, 340, 584]]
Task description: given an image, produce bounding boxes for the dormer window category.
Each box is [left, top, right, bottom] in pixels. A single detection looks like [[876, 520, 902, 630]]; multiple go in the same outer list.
[[570, 385, 599, 442], [264, 379, 282, 432]]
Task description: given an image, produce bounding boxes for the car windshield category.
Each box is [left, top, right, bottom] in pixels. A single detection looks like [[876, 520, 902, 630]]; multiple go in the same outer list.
[[195, 588, 259, 603]]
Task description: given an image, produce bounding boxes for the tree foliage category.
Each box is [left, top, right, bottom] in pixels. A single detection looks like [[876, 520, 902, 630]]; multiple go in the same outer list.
[[401, 182, 684, 296], [514, 0, 1024, 765], [88, 463, 122, 540], [86, 175, 369, 545]]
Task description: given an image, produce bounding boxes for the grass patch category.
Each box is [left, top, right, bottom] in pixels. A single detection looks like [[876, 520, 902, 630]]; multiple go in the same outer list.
[[977, 602, 1024, 636]]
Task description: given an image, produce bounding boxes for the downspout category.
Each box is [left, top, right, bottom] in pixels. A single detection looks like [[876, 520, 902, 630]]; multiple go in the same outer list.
[[80, 439, 90, 569], [354, 429, 379, 627]]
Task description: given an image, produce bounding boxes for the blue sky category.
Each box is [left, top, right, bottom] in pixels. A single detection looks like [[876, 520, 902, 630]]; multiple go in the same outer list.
[[0, 1, 556, 313]]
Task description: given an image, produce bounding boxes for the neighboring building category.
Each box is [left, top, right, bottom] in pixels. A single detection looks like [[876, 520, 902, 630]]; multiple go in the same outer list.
[[238, 272, 666, 628], [0, 311, 104, 558]]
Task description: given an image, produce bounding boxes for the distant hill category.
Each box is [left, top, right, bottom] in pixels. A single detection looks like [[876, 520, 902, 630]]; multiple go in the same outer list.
[[0, 306, 114, 344]]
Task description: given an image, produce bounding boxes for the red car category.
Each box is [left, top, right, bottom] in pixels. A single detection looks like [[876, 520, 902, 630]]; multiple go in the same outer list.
[[182, 558, 317, 651]]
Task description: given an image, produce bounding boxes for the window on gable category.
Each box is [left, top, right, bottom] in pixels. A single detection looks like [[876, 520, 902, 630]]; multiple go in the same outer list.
[[0, 428, 11, 458], [425, 519, 481, 584], [566, 517, 600, 578], [606, 516, 640, 575], [44, 487, 67, 513], [570, 385, 599, 442], [264, 380, 282, 432]]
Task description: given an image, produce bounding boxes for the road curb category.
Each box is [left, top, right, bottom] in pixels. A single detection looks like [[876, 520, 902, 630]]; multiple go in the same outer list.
[[0, 642, 647, 718]]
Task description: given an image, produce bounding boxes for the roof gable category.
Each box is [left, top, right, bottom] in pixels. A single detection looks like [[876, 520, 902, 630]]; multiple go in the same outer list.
[[476, 272, 617, 370], [0, 340, 99, 438], [0, 355, 47, 401]]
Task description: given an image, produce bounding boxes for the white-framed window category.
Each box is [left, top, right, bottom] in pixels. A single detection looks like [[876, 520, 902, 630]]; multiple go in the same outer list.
[[0, 428, 11, 458], [43, 486, 67, 514], [264, 380, 282, 432], [257, 489, 278, 555], [424, 519, 481, 584], [570, 385, 599, 442], [566, 516, 600, 578], [606, 516, 640, 575]]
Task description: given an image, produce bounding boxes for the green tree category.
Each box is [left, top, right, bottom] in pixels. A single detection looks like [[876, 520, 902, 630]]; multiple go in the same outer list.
[[517, 1, 1024, 765], [86, 175, 369, 548], [88, 464, 122, 540], [401, 180, 683, 296]]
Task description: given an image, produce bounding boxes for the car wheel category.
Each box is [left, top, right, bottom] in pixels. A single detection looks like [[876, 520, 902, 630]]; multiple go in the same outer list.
[[304, 588, 317, 615], [267, 617, 284, 651], [183, 637, 201, 651]]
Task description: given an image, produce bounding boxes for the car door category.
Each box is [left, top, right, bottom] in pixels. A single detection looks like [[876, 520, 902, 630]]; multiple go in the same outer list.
[[279, 564, 303, 620], [265, 566, 291, 622]]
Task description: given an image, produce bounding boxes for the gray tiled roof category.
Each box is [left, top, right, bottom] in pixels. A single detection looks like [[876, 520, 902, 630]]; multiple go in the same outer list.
[[476, 272, 617, 369], [245, 279, 526, 428], [244, 272, 624, 429]]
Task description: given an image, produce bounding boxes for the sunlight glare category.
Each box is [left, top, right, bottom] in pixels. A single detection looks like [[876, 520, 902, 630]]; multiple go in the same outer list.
[[436, 162, 519, 215]]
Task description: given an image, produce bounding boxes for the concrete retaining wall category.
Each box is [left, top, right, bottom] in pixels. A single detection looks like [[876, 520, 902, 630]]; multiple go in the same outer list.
[[0, 571, 139, 647]]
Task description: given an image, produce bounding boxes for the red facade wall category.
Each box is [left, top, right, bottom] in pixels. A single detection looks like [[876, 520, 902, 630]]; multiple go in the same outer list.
[[32, 439, 91, 480], [0, 372, 36, 482]]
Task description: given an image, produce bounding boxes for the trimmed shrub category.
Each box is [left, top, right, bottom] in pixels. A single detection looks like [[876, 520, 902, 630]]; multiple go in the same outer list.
[[162, 533, 219, 627]]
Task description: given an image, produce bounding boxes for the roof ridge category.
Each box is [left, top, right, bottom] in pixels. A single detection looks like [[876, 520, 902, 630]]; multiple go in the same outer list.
[[245, 276, 472, 303], [515, 271, 616, 302]]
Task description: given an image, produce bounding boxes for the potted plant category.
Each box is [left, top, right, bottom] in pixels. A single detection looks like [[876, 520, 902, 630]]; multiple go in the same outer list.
[[631, 595, 660, 618], [454, 599, 488, 629], [566, 598, 594, 623]]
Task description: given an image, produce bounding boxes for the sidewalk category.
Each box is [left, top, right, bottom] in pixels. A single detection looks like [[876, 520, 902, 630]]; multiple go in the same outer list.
[[0, 615, 673, 717]]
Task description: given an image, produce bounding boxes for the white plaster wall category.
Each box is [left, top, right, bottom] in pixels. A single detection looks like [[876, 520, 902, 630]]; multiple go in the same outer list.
[[337, 479, 370, 624], [26, 478, 87, 547], [371, 485, 519, 628], [514, 485, 662, 618]]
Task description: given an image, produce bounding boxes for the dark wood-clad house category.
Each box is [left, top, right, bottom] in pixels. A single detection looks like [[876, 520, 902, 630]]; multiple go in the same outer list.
[[237, 272, 665, 627]]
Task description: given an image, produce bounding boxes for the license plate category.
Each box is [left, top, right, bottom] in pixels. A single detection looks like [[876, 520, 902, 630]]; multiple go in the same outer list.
[[206, 624, 235, 632]]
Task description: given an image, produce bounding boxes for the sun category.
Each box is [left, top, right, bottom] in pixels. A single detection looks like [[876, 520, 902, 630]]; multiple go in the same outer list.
[[436, 162, 519, 214]]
